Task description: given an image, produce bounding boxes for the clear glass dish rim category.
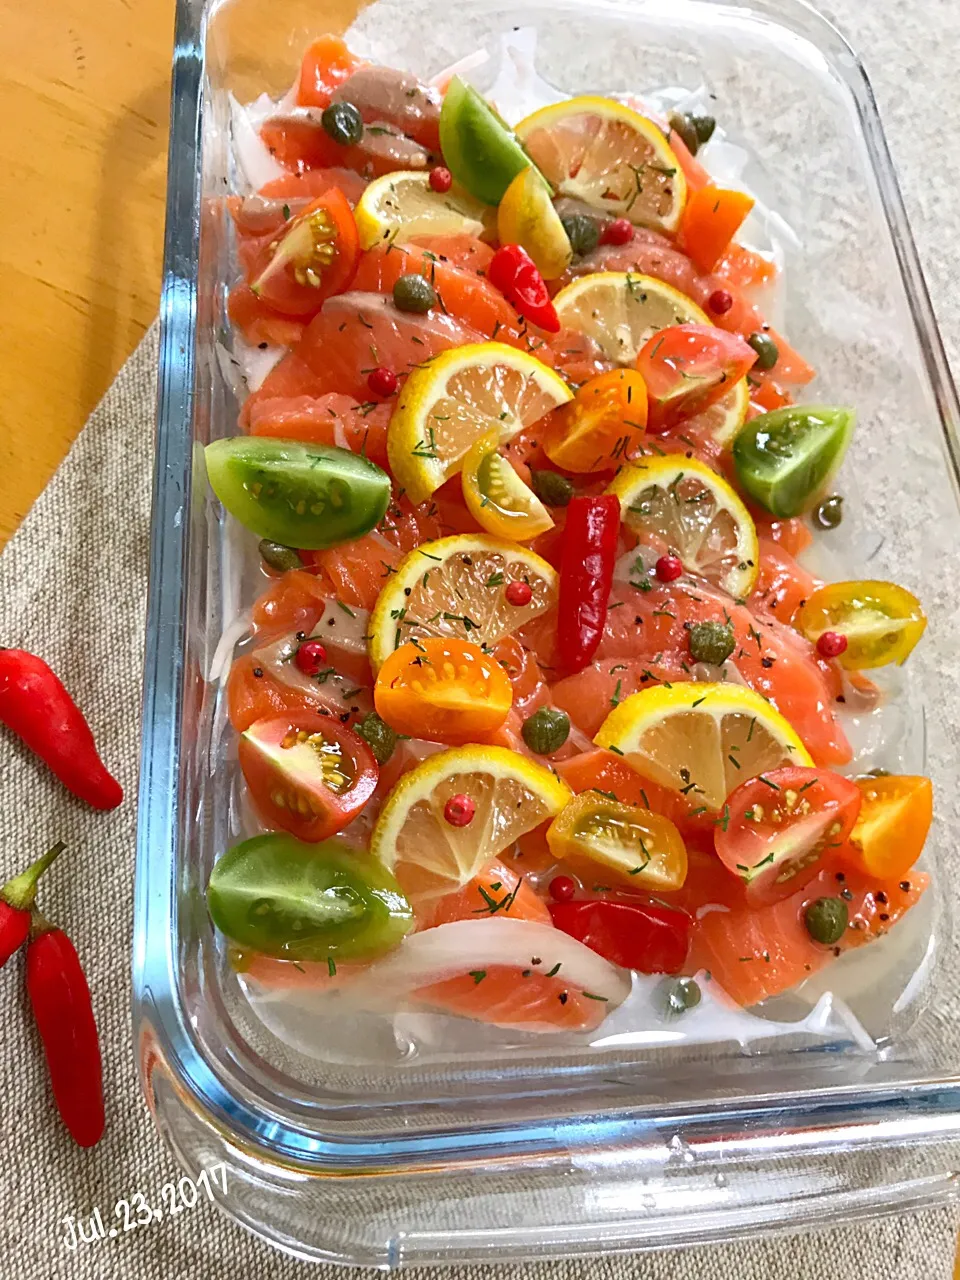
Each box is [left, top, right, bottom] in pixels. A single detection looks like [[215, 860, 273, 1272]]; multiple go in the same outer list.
[[135, 0, 960, 1174]]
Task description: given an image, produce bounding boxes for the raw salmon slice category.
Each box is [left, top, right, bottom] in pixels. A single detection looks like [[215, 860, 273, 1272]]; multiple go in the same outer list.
[[247, 392, 391, 468]]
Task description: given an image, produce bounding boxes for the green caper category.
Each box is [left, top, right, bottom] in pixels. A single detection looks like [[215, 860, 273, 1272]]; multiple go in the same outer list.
[[804, 897, 849, 946], [258, 540, 303, 572], [521, 707, 570, 756], [393, 273, 437, 314], [688, 621, 735, 666], [530, 469, 575, 507], [747, 332, 779, 371], [660, 977, 702, 1016], [321, 100, 364, 147], [560, 213, 600, 258], [355, 711, 397, 765], [692, 114, 716, 145], [669, 111, 701, 156], [814, 494, 844, 530]]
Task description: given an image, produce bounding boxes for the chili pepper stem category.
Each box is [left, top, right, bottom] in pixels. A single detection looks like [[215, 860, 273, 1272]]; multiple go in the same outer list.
[[1, 842, 66, 913], [29, 908, 57, 941]]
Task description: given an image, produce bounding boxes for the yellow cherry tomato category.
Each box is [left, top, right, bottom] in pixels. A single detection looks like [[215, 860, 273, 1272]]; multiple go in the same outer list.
[[843, 775, 933, 880], [546, 791, 687, 890], [461, 431, 554, 541], [374, 637, 513, 744], [795, 580, 927, 670], [497, 165, 573, 281], [543, 368, 648, 473]]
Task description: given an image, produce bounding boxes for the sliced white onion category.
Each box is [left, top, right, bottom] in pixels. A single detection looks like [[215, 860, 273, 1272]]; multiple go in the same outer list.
[[208, 609, 251, 686], [231, 333, 285, 393], [429, 49, 490, 92], [230, 92, 286, 191]]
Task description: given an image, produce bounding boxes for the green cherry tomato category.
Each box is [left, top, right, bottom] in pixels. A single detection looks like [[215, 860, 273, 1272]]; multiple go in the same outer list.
[[205, 438, 391, 549], [207, 833, 413, 962], [732, 405, 855, 518], [439, 75, 546, 206]]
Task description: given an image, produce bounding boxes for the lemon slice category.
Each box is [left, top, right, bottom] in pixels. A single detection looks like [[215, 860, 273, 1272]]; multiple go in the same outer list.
[[595, 683, 812, 811], [684, 377, 750, 449], [554, 272, 706, 364], [461, 431, 554, 542], [368, 534, 558, 669], [354, 170, 490, 251], [371, 745, 572, 900], [498, 164, 572, 281], [606, 454, 759, 597], [387, 342, 573, 505], [515, 97, 687, 232]]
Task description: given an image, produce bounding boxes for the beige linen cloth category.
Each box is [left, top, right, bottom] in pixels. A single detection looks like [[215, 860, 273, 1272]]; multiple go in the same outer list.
[[2, 0, 960, 1275]]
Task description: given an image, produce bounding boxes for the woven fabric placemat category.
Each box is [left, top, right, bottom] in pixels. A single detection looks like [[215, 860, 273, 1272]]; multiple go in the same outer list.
[[2, 0, 960, 1275]]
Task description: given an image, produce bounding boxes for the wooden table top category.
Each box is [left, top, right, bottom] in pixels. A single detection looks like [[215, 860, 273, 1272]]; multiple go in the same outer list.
[[0, 0, 172, 548]]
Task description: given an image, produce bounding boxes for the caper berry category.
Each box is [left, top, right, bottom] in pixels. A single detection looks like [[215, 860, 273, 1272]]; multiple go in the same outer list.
[[530, 469, 575, 507], [355, 711, 397, 765], [747, 332, 779, 371], [560, 213, 600, 258], [688, 620, 735, 666], [393, 273, 437, 314], [321, 100, 364, 147], [692, 114, 716, 145], [258, 540, 303, 572], [661, 977, 702, 1016], [669, 112, 701, 156], [521, 707, 570, 756], [814, 494, 844, 530], [804, 896, 849, 945]]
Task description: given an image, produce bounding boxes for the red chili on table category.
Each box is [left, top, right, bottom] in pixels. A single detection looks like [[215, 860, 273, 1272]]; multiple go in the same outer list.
[[27, 913, 104, 1148], [487, 244, 560, 333], [0, 842, 65, 968], [549, 897, 692, 974], [556, 494, 620, 674], [0, 650, 122, 810]]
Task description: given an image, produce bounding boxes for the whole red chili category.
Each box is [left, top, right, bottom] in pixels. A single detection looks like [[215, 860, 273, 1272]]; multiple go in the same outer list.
[[0, 651, 122, 810], [0, 842, 65, 968], [557, 495, 620, 674], [487, 244, 560, 333], [27, 912, 104, 1148]]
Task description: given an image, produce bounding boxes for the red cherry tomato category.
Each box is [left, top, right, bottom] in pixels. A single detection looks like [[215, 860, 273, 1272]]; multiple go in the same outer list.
[[239, 713, 378, 842], [715, 765, 862, 905], [549, 898, 691, 974], [636, 323, 757, 430], [250, 189, 359, 317]]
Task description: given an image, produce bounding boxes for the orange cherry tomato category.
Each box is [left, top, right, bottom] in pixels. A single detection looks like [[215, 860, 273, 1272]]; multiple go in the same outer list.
[[374, 637, 513, 743], [542, 369, 648, 473], [250, 189, 359, 317], [636, 324, 757, 431], [842, 775, 933, 880], [681, 186, 755, 274]]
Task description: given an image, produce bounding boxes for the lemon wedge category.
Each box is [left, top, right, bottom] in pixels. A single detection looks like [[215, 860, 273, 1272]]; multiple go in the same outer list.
[[498, 164, 572, 281], [354, 170, 490, 251]]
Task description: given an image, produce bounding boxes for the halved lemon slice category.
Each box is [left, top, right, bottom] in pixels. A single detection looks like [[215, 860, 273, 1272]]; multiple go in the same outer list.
[[387, 342, 573, 505], [368, 533, 558, 669], [553, 272, 707, 365], [461, 431, 554, 541], [515, 97, 687, 232], [370, 745, 572, 900], [498, 164, 572, 281], [595, 683, 812, 812], [606, 454, 759, 598], [684, 377, 750, 449], [354, 170, 490, 251]]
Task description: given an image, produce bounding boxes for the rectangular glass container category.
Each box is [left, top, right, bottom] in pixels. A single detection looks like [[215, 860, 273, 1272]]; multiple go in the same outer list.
[[136, 0, 960, 1264]]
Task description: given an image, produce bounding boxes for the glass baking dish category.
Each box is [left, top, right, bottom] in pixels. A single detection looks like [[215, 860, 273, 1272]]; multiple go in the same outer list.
[[135, 0, 960, 1264]]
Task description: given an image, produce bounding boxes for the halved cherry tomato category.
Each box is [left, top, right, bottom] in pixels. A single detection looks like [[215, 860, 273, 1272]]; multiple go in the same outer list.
[[549, 897, 691, 974], [546, 792, 687, 891], [715, 765, 862, 905], [795, 580, 927, 670], [250, 189, 359, 317], [239, 714, 379, 842], [461, 431, 554, 541], [297, 35, 363, 108], [842, 775, 933, 880], [374, 637, 513, 743], [543, 369, 648, 473], [681, 186, 755, 275], [636, 324, 757, 431]]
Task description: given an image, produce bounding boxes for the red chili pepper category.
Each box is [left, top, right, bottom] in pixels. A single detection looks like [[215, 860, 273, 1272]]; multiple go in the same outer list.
[[0, 650, 122, 810], [487, 244, 560, 333], [549, 898, 691, 974], [27, 913, 104, 1148], [557, 495, 620, 674], [0, 842, 65, 968]]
